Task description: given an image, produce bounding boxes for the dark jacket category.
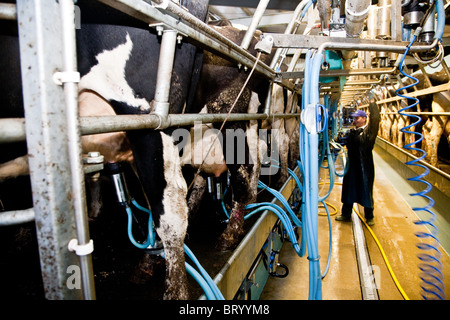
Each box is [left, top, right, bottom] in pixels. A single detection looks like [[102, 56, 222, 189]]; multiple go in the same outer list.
[[341, 101, 380, 208]]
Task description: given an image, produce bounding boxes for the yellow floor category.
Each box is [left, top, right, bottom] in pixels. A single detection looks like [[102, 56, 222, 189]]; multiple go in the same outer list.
[[260, 150, 450, 300]]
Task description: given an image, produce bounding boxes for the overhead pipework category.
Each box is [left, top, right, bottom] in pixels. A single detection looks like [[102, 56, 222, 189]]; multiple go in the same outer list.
[[1, 0, 449, 301], [344, 0, 371, 37]]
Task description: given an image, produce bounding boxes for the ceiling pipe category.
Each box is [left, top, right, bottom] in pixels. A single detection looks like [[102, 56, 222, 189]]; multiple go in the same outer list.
[[341, 0, 371, 69]]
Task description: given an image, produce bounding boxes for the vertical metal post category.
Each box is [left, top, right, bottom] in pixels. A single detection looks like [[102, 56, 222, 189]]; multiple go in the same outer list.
[[59, 0, 96, 300], [16, 0, 92, 299]]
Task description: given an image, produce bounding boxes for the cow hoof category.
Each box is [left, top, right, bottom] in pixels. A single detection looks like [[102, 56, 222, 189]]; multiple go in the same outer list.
[[215, 236, 237, 251], [215, 214, 245, 251], [215, 230, 243, 251], [129, 254, 164, 284]]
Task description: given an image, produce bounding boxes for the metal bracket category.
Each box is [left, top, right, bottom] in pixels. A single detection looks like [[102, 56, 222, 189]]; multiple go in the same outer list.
[[150, 0, 170, 10], [149, 22, 187, 44], [255, 34, 274, 54]]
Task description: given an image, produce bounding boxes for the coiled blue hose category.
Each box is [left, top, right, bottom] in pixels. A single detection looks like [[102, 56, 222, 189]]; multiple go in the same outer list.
[[395, 0, 446, 299]]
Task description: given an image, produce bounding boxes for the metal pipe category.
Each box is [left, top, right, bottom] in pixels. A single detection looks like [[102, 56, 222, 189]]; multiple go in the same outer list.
[[0, 208, 35, 226], [59, 0, 96, 300], [345, 0, 371, 37], [0, 2, 16, 20], [341, 0, 371, 68], [153, 28, 177, 127], [0, 112, 302, 143], [377, 0, 391, 39], [391, 0, 402, 41], [317, 37, 440, 56], [263, 83, 274, 116], [271, 32, 440, 54], [240, 0, 270, 51], [278, 67, 396, 79], [0, 118, 26, 143], [326, 79, 382, 86], [141, 0, 275, 78]]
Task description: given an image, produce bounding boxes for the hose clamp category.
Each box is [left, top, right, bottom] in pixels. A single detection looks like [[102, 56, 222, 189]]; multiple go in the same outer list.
[[301, 104, 327, 134], [68, 239, 94, 256], [53, 71, 80, 86]]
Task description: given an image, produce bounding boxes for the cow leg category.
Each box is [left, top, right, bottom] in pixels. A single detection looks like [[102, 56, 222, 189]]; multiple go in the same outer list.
[[428, 116, 446, 166], [215, 162, 253, 251], [127, 130, 189, 300], [187, 173, 207, 220], [215, 122, 256, 251], [86, 172, 103, 220], [158, 132, 189, 299]]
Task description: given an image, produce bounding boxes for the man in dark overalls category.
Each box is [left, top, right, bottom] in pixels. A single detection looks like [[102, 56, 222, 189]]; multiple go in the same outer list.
[[336, 98, 380, 226]]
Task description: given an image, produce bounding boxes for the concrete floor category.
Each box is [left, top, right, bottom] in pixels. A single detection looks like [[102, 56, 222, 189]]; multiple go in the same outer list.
[[260, 148, 450, 300]]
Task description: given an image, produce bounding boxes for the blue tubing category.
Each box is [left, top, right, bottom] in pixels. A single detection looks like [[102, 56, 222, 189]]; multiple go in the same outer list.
[[395, 13, 446, 299], [435, 0, 445, 40], [320, 201, 332, 279], [258, 180, 302, 227], [124, 200, 224, 300], [125, 206, 155, 249], [245, 204, 304, 257], [185, 262, 216, 300], [184, 244, 225, 300]]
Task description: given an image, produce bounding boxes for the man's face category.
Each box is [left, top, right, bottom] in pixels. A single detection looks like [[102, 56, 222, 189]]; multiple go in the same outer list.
[[352, 116, 366, 128]]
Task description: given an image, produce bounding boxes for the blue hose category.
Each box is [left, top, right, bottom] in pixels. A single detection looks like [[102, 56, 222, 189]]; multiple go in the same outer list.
[[434, 0, 445, 40], [184, 244, 225, 300], [125, 202, 155, 249], [320, 200, 332, 279], [317, 95, 335, 202], [298, 50, 324, 300], [245, 204, 304, 257], [395, 1, 446, 299], [185, 262, 216, 300], [124, 200, 224, 300]]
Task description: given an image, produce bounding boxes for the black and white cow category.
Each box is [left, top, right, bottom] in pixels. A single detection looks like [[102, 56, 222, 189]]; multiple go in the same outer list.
[[1, 1, 293, 298], [0, 0, 210, 300], [191, 24, 286, 250]]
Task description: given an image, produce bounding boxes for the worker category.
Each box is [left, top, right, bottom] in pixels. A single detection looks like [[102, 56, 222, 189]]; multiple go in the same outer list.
[[336, 97, 380, 226]]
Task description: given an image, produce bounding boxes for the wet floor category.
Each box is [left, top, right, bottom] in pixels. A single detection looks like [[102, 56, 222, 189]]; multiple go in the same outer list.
[[260, 145, 450, 300], [1, 145, 449, 300]]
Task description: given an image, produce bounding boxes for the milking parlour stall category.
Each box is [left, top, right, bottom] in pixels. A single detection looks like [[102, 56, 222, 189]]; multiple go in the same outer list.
[[1, 0, 450, 314]]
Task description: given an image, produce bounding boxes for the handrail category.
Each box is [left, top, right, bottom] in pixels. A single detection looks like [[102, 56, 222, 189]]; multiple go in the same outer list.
[[0, 113, 301, 143]]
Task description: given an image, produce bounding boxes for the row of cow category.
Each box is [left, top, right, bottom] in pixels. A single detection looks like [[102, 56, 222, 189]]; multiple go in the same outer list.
[[0, 0, 301, 299], [375, 66, 450, 171]]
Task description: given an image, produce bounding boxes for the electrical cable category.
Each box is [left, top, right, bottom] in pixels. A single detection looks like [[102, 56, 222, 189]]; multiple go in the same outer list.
[[352, 205, 410, 300]]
